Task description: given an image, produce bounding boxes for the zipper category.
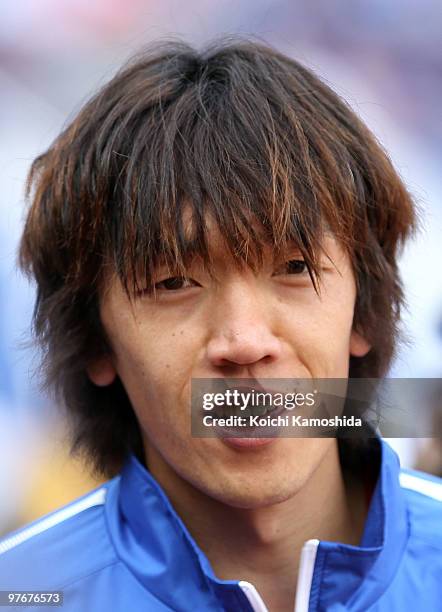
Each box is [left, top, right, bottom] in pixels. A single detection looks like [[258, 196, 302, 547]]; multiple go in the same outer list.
[[294, 539, 320, 612], [239, 581, 269, 612], [238, 539, 319, 612]]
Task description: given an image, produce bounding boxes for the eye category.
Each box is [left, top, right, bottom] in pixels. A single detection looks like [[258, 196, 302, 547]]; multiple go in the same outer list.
[[154, 276, 199, 291], [274, 259, 308, 276]]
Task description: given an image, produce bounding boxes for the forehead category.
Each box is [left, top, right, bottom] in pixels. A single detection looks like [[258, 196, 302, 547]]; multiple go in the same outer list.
[[177, 205, 267, 263], [178, 204, 340, 264], [144, 208, 346, 290], [100, 195, 349, 302], [108, 189, 341, 297]]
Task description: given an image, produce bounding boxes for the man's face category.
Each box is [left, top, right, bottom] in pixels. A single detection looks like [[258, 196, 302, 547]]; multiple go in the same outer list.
[[90, 230, 370, 508]]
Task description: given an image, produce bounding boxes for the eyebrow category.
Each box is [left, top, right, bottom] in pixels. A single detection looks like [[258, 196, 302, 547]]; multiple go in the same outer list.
[[156, 239, 310, 272]]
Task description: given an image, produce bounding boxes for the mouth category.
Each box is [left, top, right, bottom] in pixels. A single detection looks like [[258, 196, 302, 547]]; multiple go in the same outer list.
[[205, 380, 293, 443], [193, 377, 318, 446], [212, 383, 289, 418], [219, 436, 277, 450]]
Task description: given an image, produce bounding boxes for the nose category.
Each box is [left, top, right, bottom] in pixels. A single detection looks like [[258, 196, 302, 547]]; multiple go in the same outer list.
[[206, 280, 283, 369]]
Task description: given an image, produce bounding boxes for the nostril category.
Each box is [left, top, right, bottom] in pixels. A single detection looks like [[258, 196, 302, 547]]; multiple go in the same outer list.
[[206, 332, 282, 369]]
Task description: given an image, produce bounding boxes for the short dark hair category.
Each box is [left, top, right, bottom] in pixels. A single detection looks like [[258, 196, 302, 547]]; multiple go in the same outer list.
[[19, 39, 416, 476]]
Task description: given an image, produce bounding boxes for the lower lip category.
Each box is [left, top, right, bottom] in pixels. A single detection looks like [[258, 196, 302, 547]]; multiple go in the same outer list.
[[220, 437, 277, 450]]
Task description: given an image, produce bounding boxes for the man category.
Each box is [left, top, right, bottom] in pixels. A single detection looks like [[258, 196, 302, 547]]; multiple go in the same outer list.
[[0, 40, 441, 611]]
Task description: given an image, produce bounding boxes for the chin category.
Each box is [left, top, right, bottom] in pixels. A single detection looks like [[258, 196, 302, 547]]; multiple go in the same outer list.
[[204, 479, 300, 510]]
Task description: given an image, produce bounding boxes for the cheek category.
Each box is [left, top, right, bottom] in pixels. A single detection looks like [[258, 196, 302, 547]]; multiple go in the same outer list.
[[281, 296, 354, 345], [134, 320, 201, 374], [110, 319, 200, 412], [277, 281, 356, 374]]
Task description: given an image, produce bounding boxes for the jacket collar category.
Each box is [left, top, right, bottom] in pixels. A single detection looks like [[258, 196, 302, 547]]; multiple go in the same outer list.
[[105, 438, 408, 611], [311, 439, 409, 610]]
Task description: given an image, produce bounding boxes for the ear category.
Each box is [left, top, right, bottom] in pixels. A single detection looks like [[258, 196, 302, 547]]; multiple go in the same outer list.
[[87, 357, 117, 387], [350, 330, 371, 357]]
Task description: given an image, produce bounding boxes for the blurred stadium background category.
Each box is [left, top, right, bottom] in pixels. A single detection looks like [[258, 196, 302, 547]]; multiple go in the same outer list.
[[1, 0, 441, 536]]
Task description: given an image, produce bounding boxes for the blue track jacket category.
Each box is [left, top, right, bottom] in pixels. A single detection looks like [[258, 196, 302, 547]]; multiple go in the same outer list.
[[1, 439, 441, 611]]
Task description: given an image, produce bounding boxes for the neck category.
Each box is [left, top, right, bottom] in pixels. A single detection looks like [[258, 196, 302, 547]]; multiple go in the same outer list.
[[146, 441, 367, 612]]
